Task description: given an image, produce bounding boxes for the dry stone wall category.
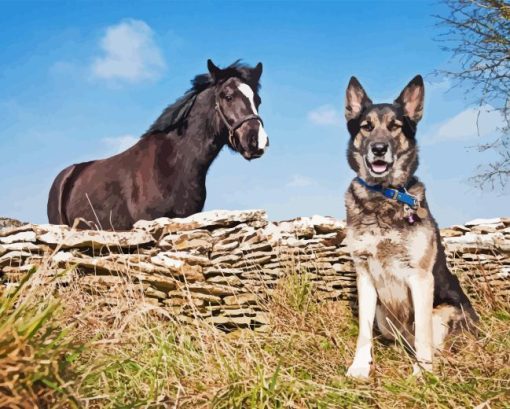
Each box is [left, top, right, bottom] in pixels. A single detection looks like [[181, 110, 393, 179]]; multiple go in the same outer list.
[[0, 210, 508, 331]]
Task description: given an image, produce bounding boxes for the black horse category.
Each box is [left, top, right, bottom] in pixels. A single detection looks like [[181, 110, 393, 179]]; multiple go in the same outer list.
[[47, 60, 269, 230]]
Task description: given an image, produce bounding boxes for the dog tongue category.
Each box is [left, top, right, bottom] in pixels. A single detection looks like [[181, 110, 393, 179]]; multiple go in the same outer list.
[[372, 161, 388, 173]]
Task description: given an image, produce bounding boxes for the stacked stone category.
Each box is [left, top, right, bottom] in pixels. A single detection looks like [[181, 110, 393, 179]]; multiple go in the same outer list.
[[262, 216, 355, 303], [0, 217, 24, 230], [441, 217, 510, 299], [134, 210, 274, 329], [0, 211, 509, 331]]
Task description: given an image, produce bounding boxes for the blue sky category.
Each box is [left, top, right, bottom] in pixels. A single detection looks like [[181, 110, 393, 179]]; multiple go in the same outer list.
[[0, 0, 507, 227]]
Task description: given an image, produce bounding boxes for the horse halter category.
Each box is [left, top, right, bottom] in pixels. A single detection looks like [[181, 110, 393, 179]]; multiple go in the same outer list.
[[214, 95, 264, 145]]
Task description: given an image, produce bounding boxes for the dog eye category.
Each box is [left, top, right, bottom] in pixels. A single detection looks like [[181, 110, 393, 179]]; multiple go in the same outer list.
[[389, 122, 402, 131], [361, 122, 373, 132], [225, 95, 233, 102]]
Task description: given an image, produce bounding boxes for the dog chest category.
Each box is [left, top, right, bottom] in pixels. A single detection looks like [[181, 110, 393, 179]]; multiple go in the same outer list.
[[347, 230, 408, 327], [347, 224, 436, 274], [347, 225, 436, 311]]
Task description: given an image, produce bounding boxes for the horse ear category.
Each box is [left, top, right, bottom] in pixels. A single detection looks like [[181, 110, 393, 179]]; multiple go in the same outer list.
[[253, 62, 263, 81], [345, 76, 372, 121], [207, 59, 222, 81], [394, 75, 425, 122]]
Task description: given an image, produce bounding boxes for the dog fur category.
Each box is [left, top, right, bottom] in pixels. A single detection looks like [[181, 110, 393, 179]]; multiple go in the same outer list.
[[343, 75, 478, 379]]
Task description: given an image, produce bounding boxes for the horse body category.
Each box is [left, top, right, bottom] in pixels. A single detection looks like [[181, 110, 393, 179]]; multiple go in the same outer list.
[[47, 60, 267, 230]]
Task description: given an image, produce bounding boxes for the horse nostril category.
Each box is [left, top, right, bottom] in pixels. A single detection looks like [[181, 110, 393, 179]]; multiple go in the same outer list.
[[252, 148, 265, 158], [371, 143, 388, 157]]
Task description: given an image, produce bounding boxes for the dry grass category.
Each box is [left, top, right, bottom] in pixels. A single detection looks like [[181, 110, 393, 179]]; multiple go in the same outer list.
[[0, 270, 81, 408], [0, 264, 509, 408]]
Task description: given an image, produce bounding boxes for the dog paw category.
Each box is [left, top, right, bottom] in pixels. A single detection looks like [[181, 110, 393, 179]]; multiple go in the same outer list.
[[346, 364, 371, 379], [412, 361, 433, 377]]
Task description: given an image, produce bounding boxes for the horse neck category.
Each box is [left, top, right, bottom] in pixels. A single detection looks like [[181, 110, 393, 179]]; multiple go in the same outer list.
[[156, 88, 226, 181]]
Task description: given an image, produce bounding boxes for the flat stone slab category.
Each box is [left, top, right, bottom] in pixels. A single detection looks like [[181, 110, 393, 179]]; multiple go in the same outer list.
[[134, 209, 267, 236], [34, 225, 154, 248]]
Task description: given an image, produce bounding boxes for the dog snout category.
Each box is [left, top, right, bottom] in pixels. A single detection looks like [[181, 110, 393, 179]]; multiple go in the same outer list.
[[371, 142, 388, 157]]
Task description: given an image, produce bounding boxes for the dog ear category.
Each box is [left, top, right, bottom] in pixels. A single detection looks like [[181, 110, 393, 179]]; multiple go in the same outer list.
[[252, 62, 263, 82], [395, 75, 425, 122], [207, 59, 222, 82], [345, 77, 372, 121]]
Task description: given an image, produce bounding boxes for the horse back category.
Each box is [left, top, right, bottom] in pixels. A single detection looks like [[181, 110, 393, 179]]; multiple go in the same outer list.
[[47, 161, 94, 225]]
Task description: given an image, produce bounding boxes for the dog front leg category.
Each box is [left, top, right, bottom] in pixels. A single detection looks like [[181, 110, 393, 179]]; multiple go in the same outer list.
[[347, 270, 377, 379], [408, 273, 434, 375]]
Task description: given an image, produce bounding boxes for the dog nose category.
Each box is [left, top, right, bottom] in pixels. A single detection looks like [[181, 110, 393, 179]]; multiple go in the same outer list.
[[371, 143, 388, 157]]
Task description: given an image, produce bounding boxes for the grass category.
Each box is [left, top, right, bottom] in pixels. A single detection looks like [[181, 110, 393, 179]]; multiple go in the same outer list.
[[0, 270, 81, 408], [0, 263, 509, 408]]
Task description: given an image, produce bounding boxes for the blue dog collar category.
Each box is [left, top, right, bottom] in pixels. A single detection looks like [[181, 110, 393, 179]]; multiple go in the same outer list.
[[355, 177, 418, 208]]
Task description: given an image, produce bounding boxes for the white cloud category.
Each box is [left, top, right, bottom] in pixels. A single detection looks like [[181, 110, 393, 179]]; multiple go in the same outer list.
[[91, 19, 166, 83], [424, 104, 504, 145], [307, 105, 342, 126], [286, 174, 316, 188], [102, 134, 138, 154]]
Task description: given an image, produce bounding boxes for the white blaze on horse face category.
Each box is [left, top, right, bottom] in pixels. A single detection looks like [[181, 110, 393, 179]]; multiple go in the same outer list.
[[238, 83, 269, 151], [238, 83, 257, 113], [257, 121, 269, 152]]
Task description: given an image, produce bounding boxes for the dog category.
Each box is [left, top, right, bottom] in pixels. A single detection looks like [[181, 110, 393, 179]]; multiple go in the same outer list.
[[343, 75, 478, 379]]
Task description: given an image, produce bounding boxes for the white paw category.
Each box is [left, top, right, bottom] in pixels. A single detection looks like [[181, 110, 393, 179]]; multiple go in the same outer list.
[[346, 363, 372, 379], [412, 361, 433, 377]]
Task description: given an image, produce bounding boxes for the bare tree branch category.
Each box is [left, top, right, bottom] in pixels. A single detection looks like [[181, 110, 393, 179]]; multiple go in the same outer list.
[[435, 0, 510, 190]]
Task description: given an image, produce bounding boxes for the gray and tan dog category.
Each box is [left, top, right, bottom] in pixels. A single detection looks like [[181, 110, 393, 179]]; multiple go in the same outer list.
[[343, 75, 478, 379]]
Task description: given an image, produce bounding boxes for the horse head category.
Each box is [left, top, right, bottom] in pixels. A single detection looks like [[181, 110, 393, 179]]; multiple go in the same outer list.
[[208, 59, 269, 160]]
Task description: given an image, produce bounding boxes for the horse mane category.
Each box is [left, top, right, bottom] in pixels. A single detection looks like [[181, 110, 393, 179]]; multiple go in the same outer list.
[[143, 60, 261, 137]]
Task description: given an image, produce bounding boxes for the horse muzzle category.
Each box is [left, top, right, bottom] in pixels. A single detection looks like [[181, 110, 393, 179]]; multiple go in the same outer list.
[[236, 122, 269, 160]]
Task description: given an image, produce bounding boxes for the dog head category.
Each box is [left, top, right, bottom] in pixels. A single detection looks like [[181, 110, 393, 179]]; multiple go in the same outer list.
[[344, 75, 424, 186]]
